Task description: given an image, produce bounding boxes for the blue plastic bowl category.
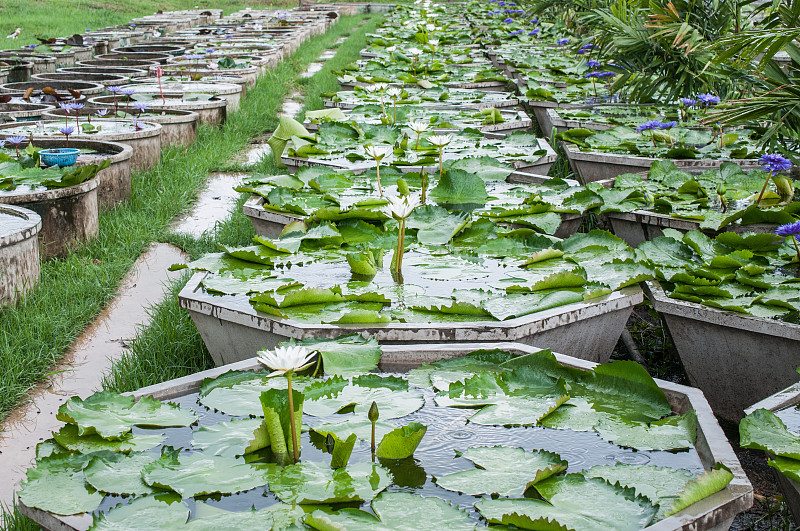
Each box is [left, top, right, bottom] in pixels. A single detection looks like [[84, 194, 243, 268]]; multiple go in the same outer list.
[[39, 148, 80, 168]]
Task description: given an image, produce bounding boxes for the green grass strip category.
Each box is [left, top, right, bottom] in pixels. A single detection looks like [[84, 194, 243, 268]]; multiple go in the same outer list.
[[0, 14, 379, 423], [100, 14, 384, 395]]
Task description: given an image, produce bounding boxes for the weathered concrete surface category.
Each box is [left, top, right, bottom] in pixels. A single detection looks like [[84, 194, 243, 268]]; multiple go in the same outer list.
[[0, 205, 41, 306], [0, 178, 99, 258], [0, 243, 186, 509], [0, 102, 54, 121], [31, 72, 130, 89], [0, 80, 105, 97], [648, 281, 800, 421], [171, 172, 244, 237], [89, 95, 227, 126], [179, 272, 643, 367]]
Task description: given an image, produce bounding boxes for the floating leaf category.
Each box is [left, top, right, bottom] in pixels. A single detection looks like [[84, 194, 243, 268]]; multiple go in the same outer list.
[[186, 502, 306, 530], [19, 452, 103, 516], [84, 452, 159, 495], [587, 464, 694, 518], [435, 446, 567, 496], [594, 410, 697, 451], [285, 335, 382, 376], [56, 392, 197, 440], [476, 474, 657, 531], [53, 423, 163, 454], [304, 375, 424, 419], [665, 464, 734, 517], [90, 494, 189, 530], [192, 418, 269, 457], [740, 409, 800, 459], [266, 461, 391, 504], [142, 449, 276, 497]]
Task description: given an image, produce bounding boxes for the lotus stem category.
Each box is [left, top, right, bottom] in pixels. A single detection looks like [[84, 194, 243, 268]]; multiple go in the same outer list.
[[158, 78, 165, 104], [438, 147, 444, 179], [379, 94, 387, 120], [287, 372, 299, 462], [394, 218, 406, 274], [375, 161, 383, 196], [756, 174, 772, 206], [415, 132, 421, 150], [421, 169, 427, 204], [792, 236, 800, 267], [392, 101, 397, 125]]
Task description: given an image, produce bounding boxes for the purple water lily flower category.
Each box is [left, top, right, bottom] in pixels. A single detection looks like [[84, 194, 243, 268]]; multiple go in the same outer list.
[[776, 221, 800, 237], [71, 103, 85, 111], [557, 38, 569, 45], [503, 17, 513, 23], [121, 88, 136, 96], [680, 97, 697, 107], [531, 18, 539, 24], [6, 136, 26, 146], [528, 28, 540, 35], [659, 121, 678, 129], [206, 48, 215, 54], [59, 102, 74, 112], [133, 102, 149, 112], [509, 30, 523, 35], [587, 59, 601, 69], [95, 108, 109, 117], [761, 153, 793, 175], [697, 93, 720, 106], [185, 53, 204, 60], [635, 120, 664, 132], [108, 86, 121, 93], [59, 126, 74, 135]]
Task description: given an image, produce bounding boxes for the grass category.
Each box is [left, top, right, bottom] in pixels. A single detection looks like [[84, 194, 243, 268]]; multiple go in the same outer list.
[[101, 14, 383, 393], [0, 13, 380, 424], [0, 0, 291, 50]]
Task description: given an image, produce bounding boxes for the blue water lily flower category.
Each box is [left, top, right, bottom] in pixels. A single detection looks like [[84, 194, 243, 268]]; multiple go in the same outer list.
[[776, 221, 800, 237], [587, 60, 600, 69], [557, 38, 569, 45], [509, 30, 523, 35], [528, 28, 540, 35], [761, 153, 792, 175], [635, 120, 664, 132], [697, 93, 720, 106], [503, 17, 513, 23]]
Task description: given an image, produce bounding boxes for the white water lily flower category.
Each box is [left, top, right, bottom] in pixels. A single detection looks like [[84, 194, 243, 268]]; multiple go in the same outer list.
[[426, 23, 436, 31], [386, 87, 402, 99], [381, 194, 421, 221], [257, 345, 315, 377], [408, 120, 430, 134], [428, 134, 453, 148], [364, 144, 393, 162], [373, 83, 389, 92], [207, 61, 219, 70], [407, 47, 423, 56], [386, 45, 397, 53]]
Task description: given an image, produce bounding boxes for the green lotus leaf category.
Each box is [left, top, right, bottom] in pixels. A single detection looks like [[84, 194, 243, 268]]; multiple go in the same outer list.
[[476, 474, 658, 531], [407, 348, 516, 390], [90, 494, 188, 530], [429, 168, 489, 204], [53, 423, 164, 454], [406, 205, 470, 245], [198, 370, 314, 417], [284, 334, 382, 376], [186, 502, 307, 530], [304, 375, 424, 419], [376, 422, 427, 459], [266, 461, 391, 504], [19, 452, 104, 516], [594, 409, 697, 451], [191, 417, 270, 458], [56, 391, 197, 440], [587, 464, 694, 519], [142, 449, 277, 497], [740, 408, 800, 459], [435, 446, 567, 496], [665, 464, 734, 517], [308, 414, 395, 442], [84, 452, 159, 495]]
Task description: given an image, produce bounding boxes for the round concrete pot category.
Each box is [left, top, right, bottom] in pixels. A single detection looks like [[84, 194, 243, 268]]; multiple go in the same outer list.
[[0, 50, 56, 75], [42, 106, 198, 148], [120, 81, 243, 112], [561, 142, 764, 184], [647, 280, 800, 421], [0, 175, 98, 258], [59, 65, 148, 78], [89, 94, 227, 125], [179, 271, 643, 365], [3, 137, 131, 208], [32, 72, 130, 89], [112, 45, 186, 56], [12, 47, 86, 69], [96, 52, 171, 64], [0, 118, 158, 172], [132, 73, 248, 92], [0, 204, 41, 306], [0, 80, 105, 97], [76, 58, 158, 69], [0, 57, 34, 82], [0, 102, 55, 122], [159, 63, 259, 87]]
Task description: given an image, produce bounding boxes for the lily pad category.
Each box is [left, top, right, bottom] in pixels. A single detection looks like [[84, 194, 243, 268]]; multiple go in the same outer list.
[[84, 452, 159, 495], [56, 392, 197, 440], [435, 446, 567, 496], [304, 375, 425, 419], [90, 494, 189, 530], [266, 461, 391, 504], [191, 418, 269, 457], [19, 452, 103, 516]]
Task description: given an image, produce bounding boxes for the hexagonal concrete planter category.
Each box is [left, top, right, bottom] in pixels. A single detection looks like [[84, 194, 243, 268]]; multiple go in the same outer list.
[[647, 280, 800, 421], [562, 142, 764, 184], [179, 271, 643, 367], [746, 384, 800, 525], [0, 205, 41, 306], [15, 342, 753, 531], [606, 211, 777, 248]]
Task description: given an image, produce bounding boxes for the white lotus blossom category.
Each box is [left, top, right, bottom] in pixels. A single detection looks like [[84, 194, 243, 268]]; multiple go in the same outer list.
[[381, 194, 421, 221], [428, 134, 453, 148], [407, 47, 422, 56], [426, 23, 436, 31], [408, 120, 430, 134], [257, 345, 315, 377], [373, 83, 389, 92], [364, 144, 392, 162], [386, 87, 403, 99], [386, 45, 397, 53], [208, 61, 219, 70]]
